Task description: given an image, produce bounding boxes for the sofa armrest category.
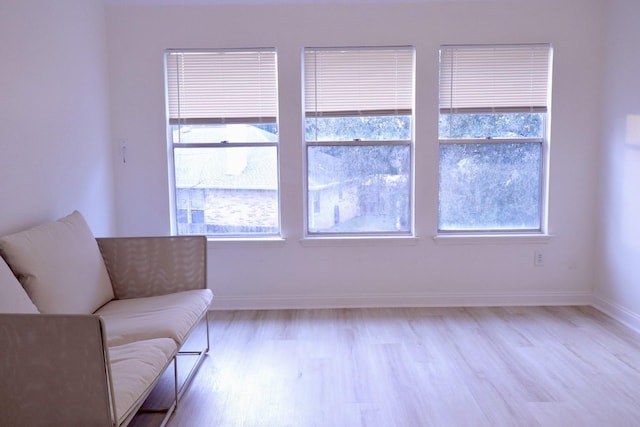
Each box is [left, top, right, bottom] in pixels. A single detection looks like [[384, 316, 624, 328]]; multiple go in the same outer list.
[[96, 236, 207, 299], [0, 314, 115, 427]]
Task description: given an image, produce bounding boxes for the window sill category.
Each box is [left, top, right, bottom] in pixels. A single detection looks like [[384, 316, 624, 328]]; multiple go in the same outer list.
[[300, 235, 419, 247], [206, 237, 286, 248], [433, 233, 553, 245]]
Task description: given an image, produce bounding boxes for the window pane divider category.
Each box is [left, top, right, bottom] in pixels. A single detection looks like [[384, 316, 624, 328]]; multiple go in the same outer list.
[[439, 107, 547, 115], [306, 140, 411, 146], [169, 117, 278, 125], [438, 138, 543, 144], [172, 142, 278, 149]]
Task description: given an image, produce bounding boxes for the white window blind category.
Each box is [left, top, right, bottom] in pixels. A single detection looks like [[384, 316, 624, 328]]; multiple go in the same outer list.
[[439, 44, 551, 114], [166, 49, 278, 125], [304, 47, 414, 117]]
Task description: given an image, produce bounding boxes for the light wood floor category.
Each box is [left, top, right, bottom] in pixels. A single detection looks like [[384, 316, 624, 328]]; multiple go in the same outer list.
[[130, 306, 640, 427]]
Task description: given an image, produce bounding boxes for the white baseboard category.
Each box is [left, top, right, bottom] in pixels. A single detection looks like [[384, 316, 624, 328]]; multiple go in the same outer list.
[[592, 294, 640, 333], [210, 291, 593, 311]]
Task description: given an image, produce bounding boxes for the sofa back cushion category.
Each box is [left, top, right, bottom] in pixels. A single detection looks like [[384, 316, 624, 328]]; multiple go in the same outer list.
[[0, 211, 114, 314], [0, 256, 39, 313]]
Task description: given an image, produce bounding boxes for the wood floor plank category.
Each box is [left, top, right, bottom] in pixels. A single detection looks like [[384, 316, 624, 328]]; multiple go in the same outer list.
[[128, 306, 640, 427]]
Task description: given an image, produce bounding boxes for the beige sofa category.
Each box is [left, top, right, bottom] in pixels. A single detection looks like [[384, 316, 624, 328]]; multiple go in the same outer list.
[[0, 211, 213, 427]]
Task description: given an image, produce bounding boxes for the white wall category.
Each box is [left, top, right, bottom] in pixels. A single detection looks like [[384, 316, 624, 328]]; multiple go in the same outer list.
[[594, 0, 640, 329], [0, 0, 115, 236], [106, 0, 604, 309]]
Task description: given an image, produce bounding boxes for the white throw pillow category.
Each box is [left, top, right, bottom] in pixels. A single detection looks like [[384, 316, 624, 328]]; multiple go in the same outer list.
[[0, 256, 39, 313], [0, 211, 115, 314]]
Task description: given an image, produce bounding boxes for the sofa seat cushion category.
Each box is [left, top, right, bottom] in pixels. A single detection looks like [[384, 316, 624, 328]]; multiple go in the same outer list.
[[0, 257, 39, 314], [108, 337, 177, 425], [0, 211, 114, 314], [96, 289, 212, 347]]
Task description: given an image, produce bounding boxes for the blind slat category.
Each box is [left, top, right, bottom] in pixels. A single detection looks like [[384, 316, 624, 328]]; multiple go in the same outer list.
[[304, 47, 414, 116], [166, 49, 278, 123], [439, 44, 551, 113]]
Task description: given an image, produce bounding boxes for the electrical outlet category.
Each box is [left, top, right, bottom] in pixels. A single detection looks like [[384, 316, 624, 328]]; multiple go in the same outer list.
[[534, 250, 544, 267]]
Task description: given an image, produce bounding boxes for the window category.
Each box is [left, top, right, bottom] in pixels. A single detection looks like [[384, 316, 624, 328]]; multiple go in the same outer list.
[[165, 49, 279, 237], [304, 47, 415, 235], [438, 44, 552, 233]]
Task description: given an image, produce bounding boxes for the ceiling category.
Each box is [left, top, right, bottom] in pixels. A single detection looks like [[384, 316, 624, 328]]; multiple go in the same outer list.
[[103, 0, 489, 5]]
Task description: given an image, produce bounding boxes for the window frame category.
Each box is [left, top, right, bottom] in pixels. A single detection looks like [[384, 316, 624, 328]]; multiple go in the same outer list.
[[302, 46, 416, 238], [164, 48, 281, 238], [437, 44, 552, 235]]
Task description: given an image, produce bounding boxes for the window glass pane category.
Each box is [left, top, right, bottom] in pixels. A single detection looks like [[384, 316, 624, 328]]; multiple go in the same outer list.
[[174, 146, 279, 235], [307, 145, 410, 234], [172, 123, 278, 144], [305, 115, 411, 142], [438, 142, 541, 231], [439, 113, 544, 139]]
